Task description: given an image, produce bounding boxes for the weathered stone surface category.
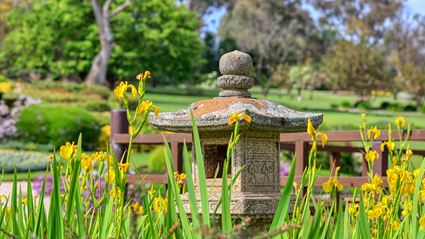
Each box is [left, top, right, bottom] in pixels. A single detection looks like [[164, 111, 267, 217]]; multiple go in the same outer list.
[[149, 97, 322, 132], [216, 75, 254, 90], [219, 50, 253, 76]]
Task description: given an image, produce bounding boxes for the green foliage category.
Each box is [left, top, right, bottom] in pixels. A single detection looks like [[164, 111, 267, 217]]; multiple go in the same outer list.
[[0, 0, 204, 84], [420, 105, 425, 113], [323, 40, 388, 97], [0, 149, 48, 173], [340, 100, 352, 108], [354, 101, 372, 110], [0, 0, 96, 79], [147, 146, 165, 173], [108, 0, 204, 84], [83, 100, 111, 112], [16, 104, 100, 149]]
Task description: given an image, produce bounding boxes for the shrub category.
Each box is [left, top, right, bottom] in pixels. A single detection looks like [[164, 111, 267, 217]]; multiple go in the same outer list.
[[379, 101, 391, 109], [330, 103, 339, 110], [420, 105, 425, 113], [355, 101, 372, 110], [404, 104, 417, 112], [148, 146, 165, 173], [388, 102, 403, 111], [0, 149, 49, 173], [340, 100, 352, 108], [83, 100, 111, 112], [16, 104, 100, 149]]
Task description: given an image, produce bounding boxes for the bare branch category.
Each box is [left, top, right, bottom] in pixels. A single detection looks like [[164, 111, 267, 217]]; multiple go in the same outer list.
[[103, 0, 114, 16], [91, 0, 105, 36], [110, 0, 133, 17]]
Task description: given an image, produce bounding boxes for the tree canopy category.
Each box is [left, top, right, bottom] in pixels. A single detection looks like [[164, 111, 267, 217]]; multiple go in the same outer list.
[[0, 0, 204, 85]]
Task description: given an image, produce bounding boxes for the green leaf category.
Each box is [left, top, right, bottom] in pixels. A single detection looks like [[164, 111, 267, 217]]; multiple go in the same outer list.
[[65, 133, 83, 225], [182, 142, 201, 233], [221, 159, 232, 233], [11, 167, 22, 237], [358, 193, 371, 239], [163, 137, 192, 237], [190, 111, 210, 227], [270, 157, 296, 230], [410, 158, 425, 238]]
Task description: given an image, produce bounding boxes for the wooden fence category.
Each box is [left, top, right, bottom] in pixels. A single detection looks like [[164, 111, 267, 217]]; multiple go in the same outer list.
[[111, 109, 425, 188]]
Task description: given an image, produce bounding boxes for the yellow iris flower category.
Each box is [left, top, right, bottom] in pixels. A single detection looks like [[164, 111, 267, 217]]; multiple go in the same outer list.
[[421, 215, 425, 229], [136, 100, 160, 116], [365, 150, 379, 162], [131, 202, 144, 215], [109, 187, 121, 198], [307, 118, 328, 148], [119, 162, 130, 171], [148, 186, 156, 198], [228, 112, 251, 125], [105, 167, 116, 183], [380, 141, 395, 152], [59, 142, 77, 159], [153, 196, 167, 213], [367, 126, 381, 140], [395, 116, 406, 129], [406, 149, 413, 159], [136, 71, 151, 81], [322, 177, 343, 193], [113, 81, 137, 100], [81, 153, 93, 172]]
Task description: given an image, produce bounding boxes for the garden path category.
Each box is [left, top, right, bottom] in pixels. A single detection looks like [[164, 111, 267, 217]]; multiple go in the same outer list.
[[0, 181, 51, 208]]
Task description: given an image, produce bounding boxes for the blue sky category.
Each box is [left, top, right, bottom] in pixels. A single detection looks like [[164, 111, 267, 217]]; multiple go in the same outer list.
[[203, 0, 425, 33]]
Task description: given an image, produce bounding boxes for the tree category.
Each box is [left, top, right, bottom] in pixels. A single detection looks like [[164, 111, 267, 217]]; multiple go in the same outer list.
[[0, 0, 97, 80], [385, 8, 425, 108], [219, 0, 315, 95], [309, 0, 403, 45], [85, 0, 133, 85], [323, 40, 388, 99], [0, 0, 204, 85]]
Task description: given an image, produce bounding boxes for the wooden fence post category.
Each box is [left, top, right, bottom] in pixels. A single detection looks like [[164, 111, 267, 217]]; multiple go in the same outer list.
[[170, 142, 183, 173], [110, 109, 129, 162], [371, 141, 388, 177], [295, 140, 309, 195]]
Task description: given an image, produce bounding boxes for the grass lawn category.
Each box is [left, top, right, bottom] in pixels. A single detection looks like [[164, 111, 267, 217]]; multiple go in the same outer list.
[[145, 87, 425, 130]]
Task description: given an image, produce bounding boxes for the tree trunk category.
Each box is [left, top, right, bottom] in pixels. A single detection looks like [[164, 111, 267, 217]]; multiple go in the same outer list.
[[86, 42, 114, 85], [86, 0, 131, 85]]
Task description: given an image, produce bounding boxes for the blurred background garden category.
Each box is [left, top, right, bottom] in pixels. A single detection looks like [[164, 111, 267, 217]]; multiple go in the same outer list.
[[0, 0, 425, 180]]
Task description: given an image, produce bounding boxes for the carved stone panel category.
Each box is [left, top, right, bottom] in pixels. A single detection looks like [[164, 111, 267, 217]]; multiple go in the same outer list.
[[233, 133, 280, 193]]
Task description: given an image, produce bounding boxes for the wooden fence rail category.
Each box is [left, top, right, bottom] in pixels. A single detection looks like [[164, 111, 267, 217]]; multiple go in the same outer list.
[[111, 109, 425, 188]]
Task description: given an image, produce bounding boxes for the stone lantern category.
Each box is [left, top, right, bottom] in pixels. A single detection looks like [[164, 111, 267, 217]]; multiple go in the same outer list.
[[150, 50, 322, 234]]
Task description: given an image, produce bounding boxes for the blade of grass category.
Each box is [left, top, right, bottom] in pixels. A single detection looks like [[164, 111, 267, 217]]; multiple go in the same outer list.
[[26, 170, 35, 231], [182, 142, 201, 232], [65, 134, 83, 225], [34, 171, 47, 237], [212, 165, 245, 219], [358, 193, 371, 239], [166, 176, 184, 238], [163, 138, 192, 237], [300, 207, 311, 239], [48, 152, 65, 239], [74, 182, 86, 238], [320, 204, 334, 239], [11, 167, 22, 237], [221, 159, 232, 233], [270, 158, 296, 230], [190, 111, 210, 227], [410, 158, 425, 238], [332, 202, 344, 239]]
